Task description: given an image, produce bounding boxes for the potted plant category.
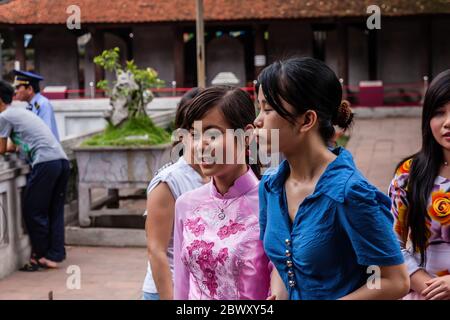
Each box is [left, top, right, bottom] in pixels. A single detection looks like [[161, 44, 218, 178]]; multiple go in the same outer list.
[[72, 48, 172, 227]]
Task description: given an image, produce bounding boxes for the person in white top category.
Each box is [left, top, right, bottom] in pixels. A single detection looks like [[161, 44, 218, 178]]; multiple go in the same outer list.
[[142, 88, 209, 300]]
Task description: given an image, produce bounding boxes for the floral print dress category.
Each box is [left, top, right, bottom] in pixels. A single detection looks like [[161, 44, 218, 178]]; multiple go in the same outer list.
[[389, 159, 450, 299], [173, 168, 271, 300]]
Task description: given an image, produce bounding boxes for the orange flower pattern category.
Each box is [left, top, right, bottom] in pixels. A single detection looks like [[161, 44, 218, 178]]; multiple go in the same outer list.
[[428, 190, 450, 226], [389, 160, 450, 245], [394, 200, 407, 240], [396, 158, 412, 176], [389, 166, 450, 284]]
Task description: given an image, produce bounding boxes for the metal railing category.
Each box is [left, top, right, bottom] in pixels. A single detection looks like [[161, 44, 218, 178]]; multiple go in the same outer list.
[[58, 86, 257, 100], [341, 77, 429, 107], [50, 79, 429, 107]]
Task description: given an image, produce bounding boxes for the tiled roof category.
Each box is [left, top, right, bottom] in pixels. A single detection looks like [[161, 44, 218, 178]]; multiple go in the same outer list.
[[0, 0, 448, 25]]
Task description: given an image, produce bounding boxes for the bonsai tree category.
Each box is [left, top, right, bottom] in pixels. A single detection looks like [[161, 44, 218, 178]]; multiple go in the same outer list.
[[82, 48, 170, 147], [94, 47, 165, 125]]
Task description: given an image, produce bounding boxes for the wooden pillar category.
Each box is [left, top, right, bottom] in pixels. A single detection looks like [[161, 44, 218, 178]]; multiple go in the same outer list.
[[195, 0, 205, 87], [423, 18, 433, 79], [14, 31, 26, 70], [174, 26, 185, 88], [337, 23, 348, 86], [254, 24, 266, 80], [91, 30, 105, 85], [368, 29, 378, 80], [0, 33, 3, 79]]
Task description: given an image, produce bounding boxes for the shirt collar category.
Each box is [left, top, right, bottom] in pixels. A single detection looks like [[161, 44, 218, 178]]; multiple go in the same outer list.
[[264, 147, 355, 203], [210, 167, 259, 200], [29, 93, 41, 107]]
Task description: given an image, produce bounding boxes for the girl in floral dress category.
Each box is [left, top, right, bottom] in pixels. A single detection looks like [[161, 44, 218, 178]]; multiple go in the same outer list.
[[389, 69, 450, 300], [173, 86, 271, 300]]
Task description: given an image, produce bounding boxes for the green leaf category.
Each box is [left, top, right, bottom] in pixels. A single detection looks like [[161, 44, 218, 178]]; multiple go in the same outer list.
[[96, 80, 109, 90]]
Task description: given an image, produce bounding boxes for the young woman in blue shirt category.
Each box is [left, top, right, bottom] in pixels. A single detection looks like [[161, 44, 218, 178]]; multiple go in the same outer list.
[[254, 57, 410, 300]]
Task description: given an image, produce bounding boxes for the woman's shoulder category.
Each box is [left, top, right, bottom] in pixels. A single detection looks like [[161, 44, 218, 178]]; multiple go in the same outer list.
[[151, 161, 177, 182], [389, 158, 413, 192], [151, 158, 196, 183], [344, 169, 388, 204], [395, 158, 413, 178], [175, 183, 209, 208], [155, 157, 191, 178], [147, 162, 176, 193], [339, 172, 393, 221]]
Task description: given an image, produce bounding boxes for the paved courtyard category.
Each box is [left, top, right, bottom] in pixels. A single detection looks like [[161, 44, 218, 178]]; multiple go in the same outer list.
[[346, 117, 422, 193], [0, 246, 147, 300]]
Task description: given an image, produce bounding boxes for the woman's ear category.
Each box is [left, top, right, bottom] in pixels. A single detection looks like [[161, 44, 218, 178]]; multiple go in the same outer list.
[[298, 110, 318, 134], [244, 124, 255, 145], [244, 124, 255, 131]]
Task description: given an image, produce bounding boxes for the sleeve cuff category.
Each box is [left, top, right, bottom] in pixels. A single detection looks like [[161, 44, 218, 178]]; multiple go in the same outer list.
[[403, 249, 422, 276], [357, 253, 405, 267]]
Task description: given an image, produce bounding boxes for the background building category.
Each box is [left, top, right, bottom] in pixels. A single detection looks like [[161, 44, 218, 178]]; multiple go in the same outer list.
[[0, 0, 449, 104]]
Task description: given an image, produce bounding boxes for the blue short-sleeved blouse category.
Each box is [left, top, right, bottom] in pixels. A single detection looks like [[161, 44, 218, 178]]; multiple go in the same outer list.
[[259, 147, 404, 300]]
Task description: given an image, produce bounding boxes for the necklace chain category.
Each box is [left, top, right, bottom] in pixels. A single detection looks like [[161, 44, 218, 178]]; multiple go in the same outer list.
[[211, 196, 242, 220]]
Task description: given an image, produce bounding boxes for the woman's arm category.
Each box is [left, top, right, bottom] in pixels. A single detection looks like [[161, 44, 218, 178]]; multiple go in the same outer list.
[[146, 183, 175, 300], [338, 178, 410, 300], [267, 267, 288, 300], [173, 197, 190, 300], [340, 264, 410, 300], [410, 269, 433, 293], [388, 170, 430, 295]]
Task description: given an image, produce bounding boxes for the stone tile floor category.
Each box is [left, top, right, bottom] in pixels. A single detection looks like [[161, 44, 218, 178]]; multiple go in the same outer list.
[[0, 246, 147, 300]]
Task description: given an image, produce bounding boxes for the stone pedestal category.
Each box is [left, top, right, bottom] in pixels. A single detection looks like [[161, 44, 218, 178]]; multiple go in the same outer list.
[[73, 144, 172, 228], [0, 154, 31, 280]]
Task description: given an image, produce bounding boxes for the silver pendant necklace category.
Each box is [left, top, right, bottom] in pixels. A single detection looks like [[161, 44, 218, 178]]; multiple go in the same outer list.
[[218, 208, 226, 220], [212, 196, 241, 220]]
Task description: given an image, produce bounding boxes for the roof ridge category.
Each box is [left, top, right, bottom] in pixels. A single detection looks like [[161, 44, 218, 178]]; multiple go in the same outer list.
[[1, 0, 449, 25]]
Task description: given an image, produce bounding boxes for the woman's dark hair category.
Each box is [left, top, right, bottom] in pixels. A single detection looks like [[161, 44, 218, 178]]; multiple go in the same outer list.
[[0, 80, 14, 105], [172, 87, 203, 155], [175, 87, 203, 129], [257, 57, 353, 143], [184, 86, 260, 178], [396, 69, 450, 266]]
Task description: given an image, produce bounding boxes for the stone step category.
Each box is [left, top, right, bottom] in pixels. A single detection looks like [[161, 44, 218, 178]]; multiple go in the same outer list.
[[65, 226, 146, 248], [88, 208, 145, 217]]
